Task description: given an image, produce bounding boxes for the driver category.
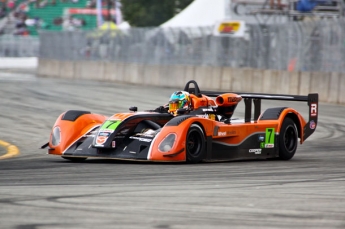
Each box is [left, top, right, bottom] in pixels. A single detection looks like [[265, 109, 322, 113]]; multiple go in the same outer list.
[[168, 91, 191, 115]]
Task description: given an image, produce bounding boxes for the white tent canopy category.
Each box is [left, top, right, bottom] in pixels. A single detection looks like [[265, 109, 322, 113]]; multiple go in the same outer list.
[[160, 0, 285, 27], [160, 0, 229, 28], [159, 0, 249, 38]]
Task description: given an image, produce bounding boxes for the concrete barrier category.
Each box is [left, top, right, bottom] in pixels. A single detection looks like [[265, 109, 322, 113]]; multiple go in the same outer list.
[[338, 73, 345, 104], [299, 71, 311, 95], [242, 68, 254, 92], [143, 64, 160, 86], [311, 72, 330, 102], [104, 61, 116, 81], [159, 65, 184, 88], [251, 69, 264, 93], [288, 71, 300, 95], [125, 63, 142, 84], [184, 65, 195, 83], [37, 59, 345, 105], [278, 71, 291, 95], [37, 59, 47, 76], [193, 66, 210, 90], [328, 72, 340, 104], [59, 61, 75, 79], [38, 59, 60, 77], [74, 61, 104, 80], [114, 62, 125, 82], [194, 66, 213, 90], [220, 67, 233, 91], [232, 68, 248, 92], [263, 70, 281, 94]]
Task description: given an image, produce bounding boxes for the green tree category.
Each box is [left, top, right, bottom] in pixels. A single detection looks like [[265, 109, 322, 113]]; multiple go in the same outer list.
[[122, 0, 194, 27]]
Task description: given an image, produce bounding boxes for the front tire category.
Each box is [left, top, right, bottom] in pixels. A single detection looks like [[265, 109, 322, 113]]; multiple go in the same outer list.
[[279, 118, 298, 160], [186, 124, 206, 163]]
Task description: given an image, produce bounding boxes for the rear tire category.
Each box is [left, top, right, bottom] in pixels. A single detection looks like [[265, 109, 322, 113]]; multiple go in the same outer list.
[[186, 124, 206, 163], [62, 156, 87, 162], [279, 118, 298, 160]]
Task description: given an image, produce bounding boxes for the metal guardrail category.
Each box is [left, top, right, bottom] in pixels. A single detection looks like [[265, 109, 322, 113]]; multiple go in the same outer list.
[[2, 18, 345, 73]]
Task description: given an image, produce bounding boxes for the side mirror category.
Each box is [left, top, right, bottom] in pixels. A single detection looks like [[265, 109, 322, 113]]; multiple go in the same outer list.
[[129, 106, 138, 112]]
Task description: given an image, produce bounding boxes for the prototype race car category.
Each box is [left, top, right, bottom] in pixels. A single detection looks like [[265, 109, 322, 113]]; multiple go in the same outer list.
[[41, 80, 318, 163]]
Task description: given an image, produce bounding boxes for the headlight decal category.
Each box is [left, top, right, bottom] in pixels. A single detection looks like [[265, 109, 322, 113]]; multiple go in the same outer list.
[[158, 133, 177, 153], [51, 126, 61, 146]]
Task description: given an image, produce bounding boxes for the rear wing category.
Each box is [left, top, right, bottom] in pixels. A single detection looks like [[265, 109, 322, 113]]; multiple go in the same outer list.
[[201, 91, 318, 141]]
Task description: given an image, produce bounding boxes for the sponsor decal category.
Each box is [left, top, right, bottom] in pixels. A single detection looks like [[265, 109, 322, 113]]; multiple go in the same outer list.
[[96, 136, 107, 144], [136, 133, 155, 138], [202, 108, 213, 112], [218, 130, 237, 136], [197, 114, 209, 119], [260, 142, 265, 148], [84, 134, 95, 137], [129, 151, 136, 154], [129, 136, 152, 142], [98, 131, 111, 137], [218, 21, 240, 34], [258, 135, 264, 141], [146, 134, 157, 138], [310, 120, 316, 129], [214, 20, 246, 37], [227, 97, 242, 103], [112, 141, 116, 148], [218, 131, 226, 136], [135, 129, 157, 138], [249, 149, 261, 154], [311, 103, 317, 117], [228, 130, 236, 135], [265, 144, 274, 148]]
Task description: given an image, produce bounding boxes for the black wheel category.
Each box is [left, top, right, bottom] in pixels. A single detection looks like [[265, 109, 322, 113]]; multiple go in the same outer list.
[[186, 124, 206, 163], [279, 118, 298, 160], [61, 156, 87, 162]]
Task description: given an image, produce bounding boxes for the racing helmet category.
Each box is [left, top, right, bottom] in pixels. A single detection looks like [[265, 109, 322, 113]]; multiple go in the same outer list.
[[168, 91, 191, 114]]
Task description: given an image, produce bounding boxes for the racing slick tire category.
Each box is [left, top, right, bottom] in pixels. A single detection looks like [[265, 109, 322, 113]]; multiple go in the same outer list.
[[278, 118, 298, 160], [61, 156, 87, 162], [186, 124, 206, 163]]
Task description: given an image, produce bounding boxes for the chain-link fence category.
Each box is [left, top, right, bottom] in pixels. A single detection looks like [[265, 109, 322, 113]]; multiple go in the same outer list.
[[0, 35, 39, 57], [2, 18, 345, 72]]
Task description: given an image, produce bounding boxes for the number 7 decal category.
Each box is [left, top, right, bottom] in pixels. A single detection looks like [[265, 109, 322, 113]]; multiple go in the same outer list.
[[265, 128, 275, 148], [101, 120, 121, 131]]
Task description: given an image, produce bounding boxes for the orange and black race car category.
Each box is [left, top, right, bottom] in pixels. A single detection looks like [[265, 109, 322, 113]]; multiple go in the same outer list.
[[41, 80, 318, 163]]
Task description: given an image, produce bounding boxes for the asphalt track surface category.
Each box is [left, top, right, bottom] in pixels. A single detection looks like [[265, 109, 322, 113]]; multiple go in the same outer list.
[[0, 72, 344, 229]]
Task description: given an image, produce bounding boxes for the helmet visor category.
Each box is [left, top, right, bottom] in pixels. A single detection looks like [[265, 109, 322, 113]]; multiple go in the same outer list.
[[169, 100, 184, 111]]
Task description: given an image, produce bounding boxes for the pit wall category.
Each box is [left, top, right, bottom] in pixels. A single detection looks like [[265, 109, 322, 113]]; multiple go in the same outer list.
[[37, 59, 345, 105]]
